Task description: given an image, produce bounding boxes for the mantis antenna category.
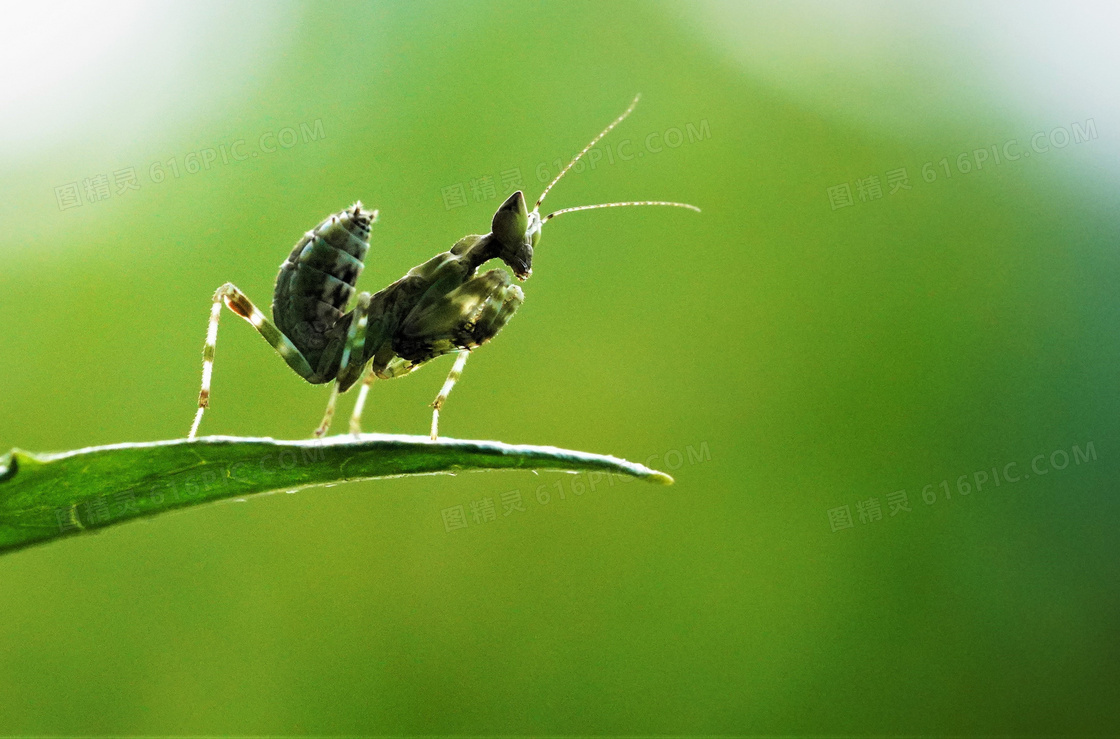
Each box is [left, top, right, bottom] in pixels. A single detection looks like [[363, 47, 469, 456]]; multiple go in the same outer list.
[[544, 200, 700, 222], [532, 93, 700, 224]]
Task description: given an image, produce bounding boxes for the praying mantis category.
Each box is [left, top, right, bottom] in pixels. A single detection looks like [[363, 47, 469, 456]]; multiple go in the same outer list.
[[187, 94, 699, 441]]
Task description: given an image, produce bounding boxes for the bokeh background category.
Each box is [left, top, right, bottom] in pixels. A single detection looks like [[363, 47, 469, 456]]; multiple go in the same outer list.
[[1, 0, 1119, 735]]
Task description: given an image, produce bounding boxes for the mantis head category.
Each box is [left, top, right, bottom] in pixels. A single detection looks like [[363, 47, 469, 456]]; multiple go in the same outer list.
[[490, 190, 538, 280]]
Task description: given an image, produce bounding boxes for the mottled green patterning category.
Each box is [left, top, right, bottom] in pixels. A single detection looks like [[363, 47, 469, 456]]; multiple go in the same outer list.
[[186, 95, 698, 441], [273, 203, 375, 381]]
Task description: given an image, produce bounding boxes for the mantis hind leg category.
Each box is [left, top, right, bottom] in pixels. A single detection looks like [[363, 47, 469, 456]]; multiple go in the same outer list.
[[314, 291, 374, 438], [189, 282, 314, 439], [430, 350, 470, 440]]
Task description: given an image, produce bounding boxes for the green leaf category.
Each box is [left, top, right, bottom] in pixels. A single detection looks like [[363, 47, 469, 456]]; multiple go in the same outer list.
[[0, 434, 673, 555]]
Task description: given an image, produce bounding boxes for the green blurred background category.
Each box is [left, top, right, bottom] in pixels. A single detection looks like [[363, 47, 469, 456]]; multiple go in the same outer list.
[[2, 0, 1118, 734]]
